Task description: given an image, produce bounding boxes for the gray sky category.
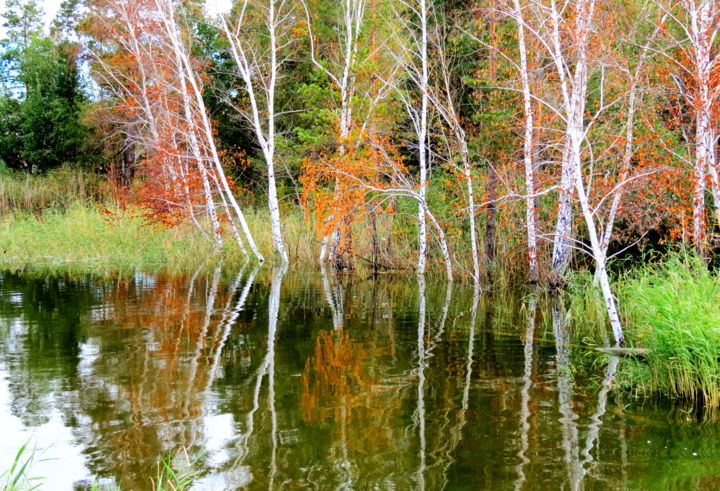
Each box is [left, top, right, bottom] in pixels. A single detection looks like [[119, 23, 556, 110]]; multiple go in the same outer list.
[[0, 0, 232, 38]]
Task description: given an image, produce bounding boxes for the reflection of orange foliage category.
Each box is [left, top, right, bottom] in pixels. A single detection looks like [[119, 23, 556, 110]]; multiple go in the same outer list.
[[300, 329, 401, 454], [84, 272, 236, 488]]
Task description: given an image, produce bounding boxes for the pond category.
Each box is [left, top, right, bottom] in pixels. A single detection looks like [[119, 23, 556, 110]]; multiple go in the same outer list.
[[0, 267, 718, 489]]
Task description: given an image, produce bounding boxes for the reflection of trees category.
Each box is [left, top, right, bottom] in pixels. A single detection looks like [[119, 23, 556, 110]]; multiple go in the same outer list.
[[515, 291, 537, 490], [6, 269, 719, 489], [550, 294, 620, 491], [298, 269, 409, 488], [69, 264, 258, 489], [0, 271, 104, 426]]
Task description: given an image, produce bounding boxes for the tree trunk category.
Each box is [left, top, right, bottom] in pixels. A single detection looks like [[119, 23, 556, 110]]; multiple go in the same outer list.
[[513, 0, 539, 283], [417, 0, 429, 274]]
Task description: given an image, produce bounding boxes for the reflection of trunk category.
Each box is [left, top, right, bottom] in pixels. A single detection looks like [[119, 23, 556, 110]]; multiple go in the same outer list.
[[230, 265, 286, 488], [205, 263, 259, 392], [430, 280, 453, 349], [515, 293, 537, 489], [267, 266, 284, 488], [320, 265, 345, 330], [552, 295, 582, 490], [185, 265, 222, 416], [580, 356, 618, 473], [430, 284, 478, 489], [415, 274, 427, 490]]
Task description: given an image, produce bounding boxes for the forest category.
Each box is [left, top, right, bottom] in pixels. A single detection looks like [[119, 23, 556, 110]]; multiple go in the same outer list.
[[1, 0, 720, 488]]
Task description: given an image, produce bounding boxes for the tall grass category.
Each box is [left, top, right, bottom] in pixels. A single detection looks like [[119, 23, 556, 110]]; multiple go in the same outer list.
[[569, 252, 720, 407], [0, 168, 533, 278], [0, 166, 107, 215], [617, 254, 720, 406], [0, 203, 242, 273]]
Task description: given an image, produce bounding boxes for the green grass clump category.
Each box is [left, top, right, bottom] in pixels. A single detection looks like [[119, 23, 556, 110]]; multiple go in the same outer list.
[[616, 254, 720, 406], [150, 450, 204, 491], [0, 440, 44, 490], [566, 253, 720, 408], [0, 200, 431, 275]]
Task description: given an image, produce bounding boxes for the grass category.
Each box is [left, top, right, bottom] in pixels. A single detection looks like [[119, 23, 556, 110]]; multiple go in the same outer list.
[[150, 450, 204, 491], [0, 200, 436, 275], [0, 165, 107, 215], [0, 440, 44, 491], [0, 203, 243, 273], [0, 441, 201, 491], [0, 167, 535, 279], [569, 252, 720, 408]]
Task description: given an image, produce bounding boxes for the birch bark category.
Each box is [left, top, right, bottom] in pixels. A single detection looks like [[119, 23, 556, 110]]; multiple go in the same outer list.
[[512, 0, 539, 283]]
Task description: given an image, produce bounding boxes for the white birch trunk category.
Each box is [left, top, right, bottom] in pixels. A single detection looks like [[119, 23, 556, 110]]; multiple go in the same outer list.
[[513, 0, 539, 283], [159, 0, 264, 261], [221, 3, 288, 263], [692, 22, 711, 252], [573, 145, 625, 346], [599, 78, 638, 257], [683, 0, 719, 254], [172, 44, 224, 253], [266, 0, 288, 263], [548, 0, 575, 285], [461, 144, 481, 284], [417, 0, 429, 274]]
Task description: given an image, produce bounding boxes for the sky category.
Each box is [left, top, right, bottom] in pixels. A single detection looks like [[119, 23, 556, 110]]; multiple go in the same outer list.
[[0, 0, 232, 38]]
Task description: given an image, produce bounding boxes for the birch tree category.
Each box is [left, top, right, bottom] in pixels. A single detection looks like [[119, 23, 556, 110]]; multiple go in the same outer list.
[[220, 0, 295, 263], [389, 0, 432, 273], [509, 0, 626, 344], [302, 0, 399, 268], [510, 0, 539, 283], [303, 0, 366, 266], [86, 0, 263, 259], [656, 0, 720, 255], [154, 0, 264, 260], [430, 18, 481, 285]]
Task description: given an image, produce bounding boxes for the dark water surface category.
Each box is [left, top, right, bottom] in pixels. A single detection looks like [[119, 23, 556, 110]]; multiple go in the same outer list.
[[1, 267, 719, 490]]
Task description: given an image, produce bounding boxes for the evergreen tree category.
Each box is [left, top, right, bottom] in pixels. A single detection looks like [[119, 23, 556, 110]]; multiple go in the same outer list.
[[0, 0, 88, 172]]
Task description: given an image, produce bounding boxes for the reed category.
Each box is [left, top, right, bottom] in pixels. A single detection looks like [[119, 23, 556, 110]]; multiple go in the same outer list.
[[0, 166, 107, 215], [569, 252, 720, 407], [0, 168, 534, 279]]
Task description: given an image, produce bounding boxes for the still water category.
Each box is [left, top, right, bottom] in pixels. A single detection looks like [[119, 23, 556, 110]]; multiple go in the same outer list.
[[0, 266, 719, 490]]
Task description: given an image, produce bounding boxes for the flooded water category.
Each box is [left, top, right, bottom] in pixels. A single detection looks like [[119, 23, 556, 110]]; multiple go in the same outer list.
[[1, 267, 719, 490]]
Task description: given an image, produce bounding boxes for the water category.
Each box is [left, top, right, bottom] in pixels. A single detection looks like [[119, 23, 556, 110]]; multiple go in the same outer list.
[[1, 267, 719, 490]]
